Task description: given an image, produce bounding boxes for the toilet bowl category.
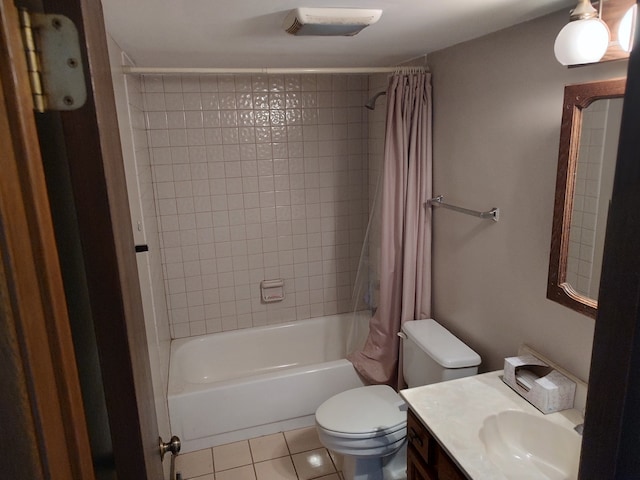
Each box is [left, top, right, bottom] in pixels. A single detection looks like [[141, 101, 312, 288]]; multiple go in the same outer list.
[[316, 384, 407, 480], [315, 319, 481, 480]]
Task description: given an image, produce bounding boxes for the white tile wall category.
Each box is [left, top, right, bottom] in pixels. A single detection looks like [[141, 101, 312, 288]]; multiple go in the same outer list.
[[139, 74, 370, 338]]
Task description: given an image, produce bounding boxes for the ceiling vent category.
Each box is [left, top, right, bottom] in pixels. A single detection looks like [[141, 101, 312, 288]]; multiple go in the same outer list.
[[283, 8, 382, 36]]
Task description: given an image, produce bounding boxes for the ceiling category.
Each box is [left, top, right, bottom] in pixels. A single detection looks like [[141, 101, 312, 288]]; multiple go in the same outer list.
[[101, 0, 574, 68]]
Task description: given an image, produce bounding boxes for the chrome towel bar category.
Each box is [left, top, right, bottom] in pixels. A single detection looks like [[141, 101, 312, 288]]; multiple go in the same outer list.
[[425, 195, 499, 222]]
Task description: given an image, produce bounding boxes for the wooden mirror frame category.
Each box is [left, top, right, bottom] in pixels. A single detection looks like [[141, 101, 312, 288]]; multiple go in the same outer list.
[[547, 77, 626, 318]]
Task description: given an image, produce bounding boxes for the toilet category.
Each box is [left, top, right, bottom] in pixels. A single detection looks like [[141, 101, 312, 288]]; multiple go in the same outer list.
[[315, 319, 481, 480]]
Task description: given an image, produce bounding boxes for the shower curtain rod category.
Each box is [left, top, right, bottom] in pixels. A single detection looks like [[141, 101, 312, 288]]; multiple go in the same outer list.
[[121, 65, 428, 75]]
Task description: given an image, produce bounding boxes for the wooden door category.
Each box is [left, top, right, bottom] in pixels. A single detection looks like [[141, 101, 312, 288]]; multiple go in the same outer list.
[[0, 0, 163, 478], [0, 1, 95, 478], [579, 12, 640, 480]]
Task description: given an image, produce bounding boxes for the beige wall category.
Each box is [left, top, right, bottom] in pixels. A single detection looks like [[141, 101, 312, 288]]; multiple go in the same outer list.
[[427, 10, 628, 381]]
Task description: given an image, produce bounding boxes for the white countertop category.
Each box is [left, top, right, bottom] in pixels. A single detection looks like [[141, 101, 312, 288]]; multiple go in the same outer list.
[[400, 371, 583, 480]]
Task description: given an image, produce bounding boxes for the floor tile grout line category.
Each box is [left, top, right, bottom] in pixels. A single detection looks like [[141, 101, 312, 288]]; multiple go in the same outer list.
[[210, 447, 215, 477], [180, 427, 343, 480], [326, 450, 339, 476], [247, 438, 257, 480], [281, 432, 302, 480], [184, 449, 340, 480], [290, 452, 302, 480]]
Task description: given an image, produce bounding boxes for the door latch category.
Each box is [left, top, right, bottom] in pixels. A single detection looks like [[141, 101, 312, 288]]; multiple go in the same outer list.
[[159, 435, 181, 461]]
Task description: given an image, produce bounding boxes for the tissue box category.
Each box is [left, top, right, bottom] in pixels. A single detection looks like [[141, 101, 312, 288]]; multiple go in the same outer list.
[[503, 354, 576, 414]]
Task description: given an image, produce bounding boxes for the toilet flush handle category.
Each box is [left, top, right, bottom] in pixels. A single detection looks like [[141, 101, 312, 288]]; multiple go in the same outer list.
[[395, 400, 408, 411]]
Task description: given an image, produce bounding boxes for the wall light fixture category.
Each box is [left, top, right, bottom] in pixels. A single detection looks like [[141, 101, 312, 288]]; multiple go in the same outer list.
[[555, 0, 638, 66], [618, 3, 637, 52], [554, 0, 609, 65]]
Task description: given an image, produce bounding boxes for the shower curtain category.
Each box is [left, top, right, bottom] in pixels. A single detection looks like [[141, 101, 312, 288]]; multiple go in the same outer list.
[[348, 72, 432, 388]]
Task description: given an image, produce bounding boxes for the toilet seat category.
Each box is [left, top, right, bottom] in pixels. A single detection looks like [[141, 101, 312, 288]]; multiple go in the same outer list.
[[317, 423, 406, 440], [316, 385, 406, 435]]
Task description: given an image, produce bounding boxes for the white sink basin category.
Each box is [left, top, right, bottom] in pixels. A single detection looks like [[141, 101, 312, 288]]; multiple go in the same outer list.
[[479, 410, 581, 479]]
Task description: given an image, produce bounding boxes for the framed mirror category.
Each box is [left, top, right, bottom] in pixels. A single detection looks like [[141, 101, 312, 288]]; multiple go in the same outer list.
[[548, 78, 626, 318]]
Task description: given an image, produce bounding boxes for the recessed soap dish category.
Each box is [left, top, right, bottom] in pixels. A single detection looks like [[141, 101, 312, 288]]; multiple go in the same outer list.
[[260, 279, 285, 303]]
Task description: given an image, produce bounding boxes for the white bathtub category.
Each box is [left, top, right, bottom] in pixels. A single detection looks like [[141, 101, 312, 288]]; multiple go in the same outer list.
[[168, 313, 368, 452]]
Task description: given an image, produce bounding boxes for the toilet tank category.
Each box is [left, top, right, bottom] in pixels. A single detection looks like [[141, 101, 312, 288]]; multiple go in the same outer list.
[[401, 319, 481, 388]]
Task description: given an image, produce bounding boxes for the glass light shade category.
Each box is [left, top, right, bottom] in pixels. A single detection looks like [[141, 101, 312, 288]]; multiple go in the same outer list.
[[554, 18, 610, 65], [618, 4, 637, 53]]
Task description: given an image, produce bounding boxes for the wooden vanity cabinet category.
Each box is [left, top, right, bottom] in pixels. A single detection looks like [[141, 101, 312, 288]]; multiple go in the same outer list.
[[407, 409, 468, 480]]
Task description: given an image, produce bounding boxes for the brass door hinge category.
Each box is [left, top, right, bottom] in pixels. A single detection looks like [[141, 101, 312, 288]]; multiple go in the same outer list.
[[18, 8, 87, 113]]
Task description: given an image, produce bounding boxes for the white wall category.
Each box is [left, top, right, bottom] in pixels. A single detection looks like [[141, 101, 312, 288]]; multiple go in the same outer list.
[[427, 10, 628, 381], [106, 34, 172, 478]]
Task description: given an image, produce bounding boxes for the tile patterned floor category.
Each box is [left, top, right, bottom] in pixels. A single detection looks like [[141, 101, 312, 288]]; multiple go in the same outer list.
[[174, 426, 343, 480]]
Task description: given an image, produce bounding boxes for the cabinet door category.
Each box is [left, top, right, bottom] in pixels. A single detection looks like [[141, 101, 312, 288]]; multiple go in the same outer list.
[[408, 410, 432, 462], [407, 445, 437, 480], [407, 409, 469, 480], [436, 449, 467, 480]]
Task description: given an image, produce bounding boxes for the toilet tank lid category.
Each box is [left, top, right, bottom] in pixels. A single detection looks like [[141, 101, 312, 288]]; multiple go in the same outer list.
[[402, 319, 481, 368]]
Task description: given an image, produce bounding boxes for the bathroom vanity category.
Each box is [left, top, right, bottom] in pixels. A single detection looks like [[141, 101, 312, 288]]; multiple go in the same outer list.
[[401, 371, 584, 479]]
